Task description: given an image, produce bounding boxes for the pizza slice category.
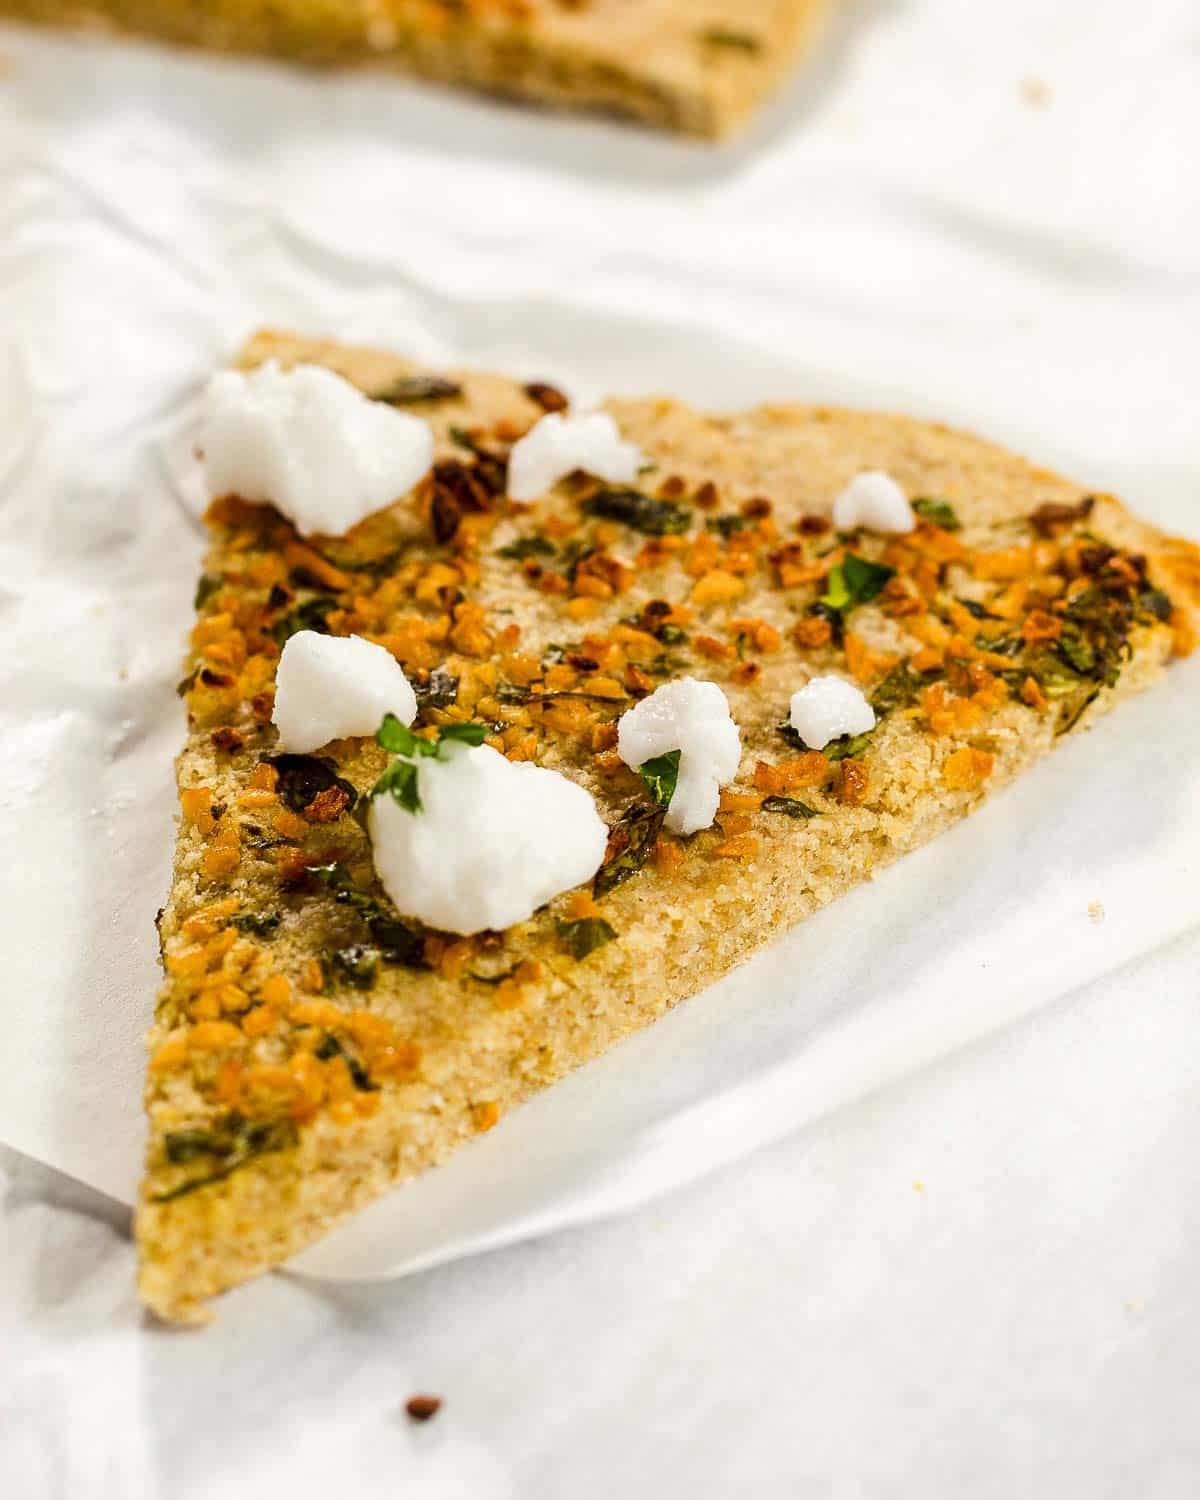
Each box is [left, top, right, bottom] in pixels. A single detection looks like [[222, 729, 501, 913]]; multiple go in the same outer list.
[[139, 329, 1199, 1321], [2, 1, 833, 137]]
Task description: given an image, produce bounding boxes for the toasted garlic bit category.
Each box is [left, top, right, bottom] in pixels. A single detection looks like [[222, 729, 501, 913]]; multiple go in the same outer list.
[[507, 410, 643, 502], [202, 360, 433, 537], [789, 676, 876, 750], [832, 471, 915, 534], [272, 631, 418, 753], [617, 677, 741, 835], [369, 741, 608, 936]]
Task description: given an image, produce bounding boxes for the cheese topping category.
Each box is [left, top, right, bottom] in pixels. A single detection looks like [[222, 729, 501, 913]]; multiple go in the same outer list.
[[789, 675, 876, 749], [507, 411, 643, 502], [202, 360, 434, 537], [832, 471, 916, 534], [368, 741, 608, 936], [272, 631, 417, 753], [617, 678, 741, 835]]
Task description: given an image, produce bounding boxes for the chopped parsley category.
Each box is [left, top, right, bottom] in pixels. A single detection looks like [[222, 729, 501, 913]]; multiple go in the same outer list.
[[372, 374, 462, 405], [912, 498, 961, 530], [819, 554, 895, 613], [497, 535, 556, 562], [761, 796, 817, 819], [557, 917, 617, 961], [594, 803, 666, 899], [371, 716, 489, 813], [583, 488, 693, 536], [636, 749, 681, 808]]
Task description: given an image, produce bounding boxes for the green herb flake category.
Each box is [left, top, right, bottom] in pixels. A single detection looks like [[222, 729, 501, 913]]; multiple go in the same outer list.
[[155, 1113, 297, 1202], [912, 498, 961, 531], [271, 596, 336, 645], [194, 574, 221, 610], [1137, 587, 1173, 623], [371, 757, 422, 813], [700, 27, 763, 53], [594, 803, 667, 899], [497, 535, 556, 562], [820, 554, 895, 614], [373, 374, 462, 406], [232, 911, 281, 937], [330, 944, 380, 991], [824, 731, 876, 762], [307, 864, 428, 970], [314, 1033, 378, 1091], [438, 721, 488, 748], [414, 666, 460, 711], [870, 661, 932, 715], [557, 916, 617, 961], [636, 749, 681, 808], [583, 488, 693, 537], [761, 796, 817, 820]]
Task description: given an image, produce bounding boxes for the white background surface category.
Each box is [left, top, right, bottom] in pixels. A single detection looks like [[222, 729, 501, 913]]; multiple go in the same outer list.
[[2, 1, 1199, 1494]]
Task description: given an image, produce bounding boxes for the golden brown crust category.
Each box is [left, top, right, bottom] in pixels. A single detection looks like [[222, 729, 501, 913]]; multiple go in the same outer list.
[[0, 0, 834, 137], [136, 329, 1197, 1322]]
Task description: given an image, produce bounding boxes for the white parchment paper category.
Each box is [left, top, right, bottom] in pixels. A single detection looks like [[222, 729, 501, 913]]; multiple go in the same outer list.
[[1, 0, 1197, 1297]]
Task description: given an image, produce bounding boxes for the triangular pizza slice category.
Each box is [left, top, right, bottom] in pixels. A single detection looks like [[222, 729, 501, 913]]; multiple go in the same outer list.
[[138, 330, 1199, 1320]]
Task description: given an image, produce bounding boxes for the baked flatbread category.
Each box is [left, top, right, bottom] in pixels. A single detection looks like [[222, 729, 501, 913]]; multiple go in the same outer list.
[[139, 330, 1199, 1321], [1, 1, 833, 136]]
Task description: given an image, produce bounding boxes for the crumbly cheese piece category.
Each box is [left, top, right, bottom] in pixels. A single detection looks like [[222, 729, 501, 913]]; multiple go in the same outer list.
[[832, 471, 915, 534], [617, 678, 742, 835], [507, 411, 643, 502], [202, 360, 433, 537], [789, 676, 876, 749], [272, 632, 417, 754], [368, 742, 608, 936]]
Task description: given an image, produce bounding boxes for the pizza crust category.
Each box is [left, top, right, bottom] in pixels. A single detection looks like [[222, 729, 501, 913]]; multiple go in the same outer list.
[[0, 0, 834, 136]]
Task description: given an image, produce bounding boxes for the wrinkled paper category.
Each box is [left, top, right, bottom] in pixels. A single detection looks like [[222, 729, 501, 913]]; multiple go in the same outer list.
[[0, 7, 1197, 1286]]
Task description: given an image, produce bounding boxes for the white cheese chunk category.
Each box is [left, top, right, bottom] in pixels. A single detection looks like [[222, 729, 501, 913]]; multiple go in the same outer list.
[[369, 742, 608, 936], [788, 675, 876, 750], [832, 471, 915, 534], [617, 677, 741, 836], [202, 360, 434, 538], [273, 631, 417, 753], [507, 411, 643, 502]]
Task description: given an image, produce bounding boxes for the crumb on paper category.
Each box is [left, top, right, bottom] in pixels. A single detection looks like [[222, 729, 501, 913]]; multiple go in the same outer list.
[[913, 1180, 925, 1193], [405, 1395, 443, 1423], [1088, 901, 1105, 923], [1021, 77, 1051, 107]]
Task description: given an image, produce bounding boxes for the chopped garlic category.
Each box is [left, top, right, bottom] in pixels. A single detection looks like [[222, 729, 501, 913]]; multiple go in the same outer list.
[[789, 676, 876, 750], [202, 360, 433, 537], [369, 742, 608, 936], [617, 678, 741, 835], [832, 471, 915, 534], [273, 631, 416, 753], [507, 411, 642, 502]]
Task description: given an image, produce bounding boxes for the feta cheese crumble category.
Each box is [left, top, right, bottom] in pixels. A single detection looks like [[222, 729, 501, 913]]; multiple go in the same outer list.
[[617, 678, 741, 835], [832, 471, 915, 534], [507, 411, 643, 502], [273, 631, 417, 753], [202, 360, 434, 537], [789, 676, 876, 750], [368, 741, 608, 936]]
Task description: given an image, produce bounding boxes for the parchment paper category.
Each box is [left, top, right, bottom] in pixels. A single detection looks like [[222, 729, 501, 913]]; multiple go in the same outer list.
[[0, 2, 1196, 1293]]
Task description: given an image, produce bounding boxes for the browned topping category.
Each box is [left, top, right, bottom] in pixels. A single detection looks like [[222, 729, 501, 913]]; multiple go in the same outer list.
[[1030, 497, 1095, 534], [405, 1395, 443, 1423], [211, 727, 244, 754], [834, 760, 869, 805], [693, 480, 719, 510], [523, 381, 569, 413]]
